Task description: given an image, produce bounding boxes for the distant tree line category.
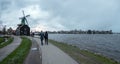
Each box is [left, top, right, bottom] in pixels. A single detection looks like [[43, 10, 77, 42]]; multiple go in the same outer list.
[[0, 25, 7, 35], [0, 26, 14, 35], [0, 27, 114, 35], [48, 29, 113, 34]]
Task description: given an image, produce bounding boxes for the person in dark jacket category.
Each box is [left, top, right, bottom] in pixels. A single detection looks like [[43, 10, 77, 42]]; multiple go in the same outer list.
[[31, 32, 34, 37], [40, 31, 44, 45], [44, 31, 48, 45]]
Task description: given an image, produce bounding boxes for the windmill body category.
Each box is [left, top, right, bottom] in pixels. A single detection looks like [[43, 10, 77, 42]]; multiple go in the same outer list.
[[16, 11, 30, 36]]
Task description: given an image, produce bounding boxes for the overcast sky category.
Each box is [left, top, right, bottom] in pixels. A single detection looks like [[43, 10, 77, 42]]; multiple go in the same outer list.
[[0, 0, 120, 32]]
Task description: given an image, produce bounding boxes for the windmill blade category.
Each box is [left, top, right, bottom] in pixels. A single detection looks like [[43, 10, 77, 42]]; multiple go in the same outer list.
[[21, 10, 30, 26], [26, 15, 30, 17], [22, 10, 25, 17], [25, 18, 28, 25]]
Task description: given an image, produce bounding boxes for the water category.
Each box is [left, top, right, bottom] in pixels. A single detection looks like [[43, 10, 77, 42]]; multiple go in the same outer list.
[[48, 34, 120, 62]]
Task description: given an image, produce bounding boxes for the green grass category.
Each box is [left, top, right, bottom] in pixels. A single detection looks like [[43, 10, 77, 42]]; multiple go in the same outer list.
[[0, 37, 5, 43], [0, 37, 32, 64], [0, 37, 14, 49], [49, 39, 120, 64]]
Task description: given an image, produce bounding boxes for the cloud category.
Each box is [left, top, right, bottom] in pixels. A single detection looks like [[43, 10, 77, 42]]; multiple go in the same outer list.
[[39, 0, 120, 31], [0, 0, 120, 32], [0, 20, 3, 31]]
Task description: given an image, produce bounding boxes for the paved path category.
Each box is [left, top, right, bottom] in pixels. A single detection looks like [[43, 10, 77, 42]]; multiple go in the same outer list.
[[24, 37, 42, 64], [34, 38, 79, 64], [0, 36, 21, 61]]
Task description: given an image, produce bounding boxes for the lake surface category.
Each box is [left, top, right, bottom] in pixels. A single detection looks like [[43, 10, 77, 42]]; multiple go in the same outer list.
[[48, 34, 120, 62]]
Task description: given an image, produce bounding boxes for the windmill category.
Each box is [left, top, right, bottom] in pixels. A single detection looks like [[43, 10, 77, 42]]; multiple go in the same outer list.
[[16, 10, 30, 36], [19, 10, 30, 26]]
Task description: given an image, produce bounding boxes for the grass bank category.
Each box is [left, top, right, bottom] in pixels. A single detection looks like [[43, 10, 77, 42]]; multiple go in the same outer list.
[[0, 37, 5, 43], [0, 36, 14, 49], [0, 37, 32, 64], [49, 39, 120, 64]]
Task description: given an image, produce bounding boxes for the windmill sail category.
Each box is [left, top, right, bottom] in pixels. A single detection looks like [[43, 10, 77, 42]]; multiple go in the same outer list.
[[25, 18, 29, 25], [22, 10, 25, 17], [20, 10, 30, 25]]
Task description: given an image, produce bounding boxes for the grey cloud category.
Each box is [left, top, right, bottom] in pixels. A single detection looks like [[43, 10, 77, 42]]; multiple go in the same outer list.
[[0, 0, 120, 32], [0, 0, 11, 11], [39, 0, 120, 32]]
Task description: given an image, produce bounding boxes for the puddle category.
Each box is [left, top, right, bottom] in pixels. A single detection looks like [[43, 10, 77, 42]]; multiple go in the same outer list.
[[31, 48, 37, 50]]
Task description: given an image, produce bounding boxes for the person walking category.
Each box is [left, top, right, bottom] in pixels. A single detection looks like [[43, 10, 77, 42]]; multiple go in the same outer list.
[[44, 31, 48, 45], [40, 31, 44, 45], [31, 32, 34, 37]]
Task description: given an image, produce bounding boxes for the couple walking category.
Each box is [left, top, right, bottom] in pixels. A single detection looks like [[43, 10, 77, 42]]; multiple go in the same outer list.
[[39, 31, 48, 45]]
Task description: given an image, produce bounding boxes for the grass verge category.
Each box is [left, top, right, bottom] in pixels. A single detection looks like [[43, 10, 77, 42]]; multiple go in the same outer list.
[[0, 37, 32, 64], [49, 39, 120, 64], [0, 37, 5, 43], [0, 37, 14, 49]]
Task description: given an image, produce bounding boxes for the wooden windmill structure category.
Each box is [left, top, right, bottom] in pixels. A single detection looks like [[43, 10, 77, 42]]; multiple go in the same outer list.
[[16, 10, 30, 36]]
